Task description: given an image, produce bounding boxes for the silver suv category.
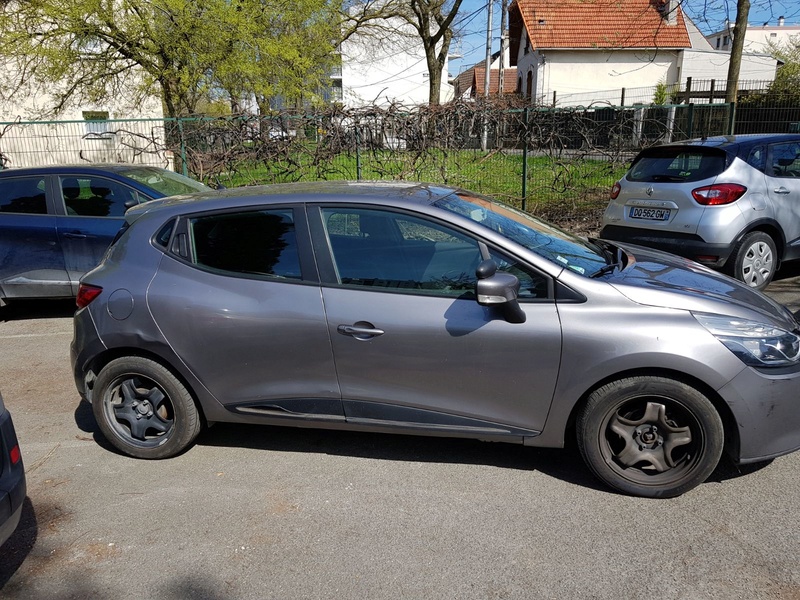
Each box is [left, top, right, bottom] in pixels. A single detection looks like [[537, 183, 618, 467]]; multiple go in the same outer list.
[[600, 134, 800, 290]]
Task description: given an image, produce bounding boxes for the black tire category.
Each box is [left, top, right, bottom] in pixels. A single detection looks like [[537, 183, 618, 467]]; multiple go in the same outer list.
[[726, 231, 777, 291], [93, 357, 201, 459], [577, 377, 723, 498]]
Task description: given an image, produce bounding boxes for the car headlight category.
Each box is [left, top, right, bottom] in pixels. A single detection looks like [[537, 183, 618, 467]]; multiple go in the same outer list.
[[693, 313, 800, 367]]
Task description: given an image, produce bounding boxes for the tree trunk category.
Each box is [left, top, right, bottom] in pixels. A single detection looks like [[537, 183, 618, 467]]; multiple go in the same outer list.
[[725, 0, 750, 103]]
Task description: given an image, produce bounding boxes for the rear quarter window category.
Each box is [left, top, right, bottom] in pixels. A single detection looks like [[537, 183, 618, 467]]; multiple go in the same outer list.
[[627, 147, 727, 183]]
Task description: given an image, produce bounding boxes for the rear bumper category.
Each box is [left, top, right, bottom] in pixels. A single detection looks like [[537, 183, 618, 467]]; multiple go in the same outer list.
[[600, 225, 734, 268]]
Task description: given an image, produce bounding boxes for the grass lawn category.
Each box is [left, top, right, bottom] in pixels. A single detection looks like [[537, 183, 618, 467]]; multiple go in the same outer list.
[[212, 146, 627, 216]]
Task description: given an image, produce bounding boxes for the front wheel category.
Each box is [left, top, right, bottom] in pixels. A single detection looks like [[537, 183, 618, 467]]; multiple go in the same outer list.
[[726, 231, 777, 290], [577, 377, 723, 498], [92, 357, 201, 459]]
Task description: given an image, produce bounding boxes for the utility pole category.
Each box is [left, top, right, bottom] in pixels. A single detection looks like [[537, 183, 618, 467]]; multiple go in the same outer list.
[[481, 0, 493, 151], [498, 0, 508, 96]]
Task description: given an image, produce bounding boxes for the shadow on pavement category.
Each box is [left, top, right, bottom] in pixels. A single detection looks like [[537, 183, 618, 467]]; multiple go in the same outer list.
[[0, 498, 38, 587], [195, 421, 767, 496], [0, 299, 75, 322]]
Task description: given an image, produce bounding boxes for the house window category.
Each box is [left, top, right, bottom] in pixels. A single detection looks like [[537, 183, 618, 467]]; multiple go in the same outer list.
[[716, 37, 721, 48], [83, 111, 111, 136], [723, 35, 730, 45]]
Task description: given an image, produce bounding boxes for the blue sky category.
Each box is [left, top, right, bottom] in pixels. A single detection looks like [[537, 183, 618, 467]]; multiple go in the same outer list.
[[449, 0, 800, 75]]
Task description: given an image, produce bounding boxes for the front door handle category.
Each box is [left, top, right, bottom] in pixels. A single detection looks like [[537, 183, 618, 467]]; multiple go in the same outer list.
[[337, 323, 385, 340], [63, 232, 89, 239], [774, 187, 791, 194]]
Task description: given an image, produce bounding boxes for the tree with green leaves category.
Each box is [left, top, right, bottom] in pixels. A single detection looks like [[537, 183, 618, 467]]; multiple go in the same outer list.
[[767, 37, 800, 101], [0, 0, 339, 118]]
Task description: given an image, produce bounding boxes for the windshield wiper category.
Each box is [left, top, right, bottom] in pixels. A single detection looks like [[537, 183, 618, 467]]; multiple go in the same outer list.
[[590, 262, 623, 278]]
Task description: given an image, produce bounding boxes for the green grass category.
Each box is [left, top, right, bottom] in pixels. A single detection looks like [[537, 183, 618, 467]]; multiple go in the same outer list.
[[211, 146, 627, 214]]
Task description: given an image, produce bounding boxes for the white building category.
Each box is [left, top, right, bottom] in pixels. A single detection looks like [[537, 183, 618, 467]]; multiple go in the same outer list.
[[706, 17, 800, 54], [337, 14, 454, 107], [508, 0, 779, 106]]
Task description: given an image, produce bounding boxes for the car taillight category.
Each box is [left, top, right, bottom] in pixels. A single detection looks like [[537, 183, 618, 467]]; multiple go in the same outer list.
[[76, 283, 103, 308], [692, 183, 747, 206], [610, 182, 621, 199], [10, 444, 21, 465]]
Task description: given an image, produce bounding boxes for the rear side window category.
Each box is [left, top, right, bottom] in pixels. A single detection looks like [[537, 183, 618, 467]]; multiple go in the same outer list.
[[0, 176, 47, 214], [627, 147, 727, 183], [189, 209, 301, 280]]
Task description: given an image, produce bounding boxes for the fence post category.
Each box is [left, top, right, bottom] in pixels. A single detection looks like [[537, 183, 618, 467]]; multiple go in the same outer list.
[[177, 118, 188, 177], [684, 77, 692, 104], [727, 102, 736, 135], [687, 103, 695, 138], [355, 122, 362, 181], [522, 108, 529, 210]]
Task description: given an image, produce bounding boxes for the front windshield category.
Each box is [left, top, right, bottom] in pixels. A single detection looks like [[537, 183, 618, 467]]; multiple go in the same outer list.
[[121, 167, 209, 197], [435, 192, 607, 276]]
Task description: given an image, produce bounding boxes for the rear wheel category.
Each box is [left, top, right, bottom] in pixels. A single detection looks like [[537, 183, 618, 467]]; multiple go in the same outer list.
[[577, 376, 723, 498], [726, 231, 777, 290], [93, 357, 201, 459]]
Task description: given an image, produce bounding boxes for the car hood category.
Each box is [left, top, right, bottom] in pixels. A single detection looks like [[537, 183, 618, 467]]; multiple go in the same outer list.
[[605, 243, 797, 329]]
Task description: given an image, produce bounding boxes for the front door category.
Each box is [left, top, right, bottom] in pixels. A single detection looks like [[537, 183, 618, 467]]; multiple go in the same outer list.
[[314, 206, 562, 435]]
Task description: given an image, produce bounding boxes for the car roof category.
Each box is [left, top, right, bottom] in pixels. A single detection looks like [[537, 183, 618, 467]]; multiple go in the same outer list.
[[125, 181, 462, 222], [0, 164, 171, 177], [659, 133, 800, 157]]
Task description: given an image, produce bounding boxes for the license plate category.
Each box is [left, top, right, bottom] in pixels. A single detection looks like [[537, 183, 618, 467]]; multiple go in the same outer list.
[[629, 207, 671, 221]]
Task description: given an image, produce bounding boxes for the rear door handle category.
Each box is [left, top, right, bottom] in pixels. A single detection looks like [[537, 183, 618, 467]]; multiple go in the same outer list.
[[774, 187, 791, 194], [337, 323, 385, 340], [63, 232, 89, 239]]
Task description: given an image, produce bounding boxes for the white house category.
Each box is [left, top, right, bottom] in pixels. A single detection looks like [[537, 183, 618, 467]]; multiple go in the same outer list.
[[508, 0, 779, 106], [337, 14, 454, 107], [0, 58, 168, 168], [706, 17, 800, 54]]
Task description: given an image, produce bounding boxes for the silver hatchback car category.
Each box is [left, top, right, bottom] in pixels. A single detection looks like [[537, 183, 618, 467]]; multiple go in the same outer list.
[[601, 134, 800, 290], [71, 182, 800, 498]]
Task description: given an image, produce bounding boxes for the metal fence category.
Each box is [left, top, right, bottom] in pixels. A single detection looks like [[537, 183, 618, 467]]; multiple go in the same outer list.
[[1, 95, 798, 233]]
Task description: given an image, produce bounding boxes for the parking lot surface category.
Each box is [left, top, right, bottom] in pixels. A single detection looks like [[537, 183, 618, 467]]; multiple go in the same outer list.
[[1, 269, 800, 599]]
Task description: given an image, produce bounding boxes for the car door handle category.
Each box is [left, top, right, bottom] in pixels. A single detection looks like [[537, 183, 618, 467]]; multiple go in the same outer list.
[[337, 324, 385, 339], [62, 232, 89, 239], [774, 187, 791, 194]]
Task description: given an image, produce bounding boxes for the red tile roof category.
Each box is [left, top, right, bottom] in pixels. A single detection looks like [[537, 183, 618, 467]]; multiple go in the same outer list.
[[472, 67, 519, 95], [511, 0, 691, 50]]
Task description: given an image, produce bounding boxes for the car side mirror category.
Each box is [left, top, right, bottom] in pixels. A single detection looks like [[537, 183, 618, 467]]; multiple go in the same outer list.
[[475, 259, 526, 324]]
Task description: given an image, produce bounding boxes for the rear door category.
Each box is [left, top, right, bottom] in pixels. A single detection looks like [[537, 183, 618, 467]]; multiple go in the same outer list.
[[147, 205, 342, 419], [54, 174, 142, 292], [0, 174, 71, 299]]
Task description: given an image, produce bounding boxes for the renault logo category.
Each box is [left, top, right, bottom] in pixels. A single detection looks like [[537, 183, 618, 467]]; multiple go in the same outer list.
[[646, 186, 654, 196]]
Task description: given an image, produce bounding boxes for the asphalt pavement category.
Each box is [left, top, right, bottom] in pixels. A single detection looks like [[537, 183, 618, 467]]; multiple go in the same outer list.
[[1, 271, 799, 599]]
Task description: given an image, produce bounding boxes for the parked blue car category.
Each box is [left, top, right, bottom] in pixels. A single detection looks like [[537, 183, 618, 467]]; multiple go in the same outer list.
[[0, 164, 209, 305], [0, 391, 25, 548]]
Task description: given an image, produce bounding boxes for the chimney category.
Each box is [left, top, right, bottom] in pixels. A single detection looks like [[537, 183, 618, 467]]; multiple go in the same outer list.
[[778, 16, 785, 27], [660, 0, 677, 26]]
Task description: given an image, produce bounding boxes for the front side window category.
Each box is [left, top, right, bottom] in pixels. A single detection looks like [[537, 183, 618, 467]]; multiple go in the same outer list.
[[322, 207, 551, 299], [322, 207, 482, 296], [60, 176, 138, 217], [0, 176, 47, 214], [189, 209, 301, 279]]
